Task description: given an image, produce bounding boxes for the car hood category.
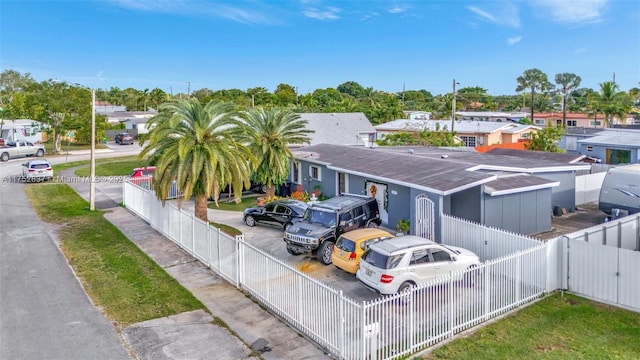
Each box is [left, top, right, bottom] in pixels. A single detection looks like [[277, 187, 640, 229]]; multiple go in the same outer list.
[[286, 222, 334, 237]]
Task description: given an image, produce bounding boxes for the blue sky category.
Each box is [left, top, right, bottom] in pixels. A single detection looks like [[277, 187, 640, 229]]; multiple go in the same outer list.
[[1, 0, 638, 96]]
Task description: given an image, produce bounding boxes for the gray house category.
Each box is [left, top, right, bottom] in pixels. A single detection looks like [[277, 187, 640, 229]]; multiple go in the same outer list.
[[297, 112, 376, 147], [290, 144, 590, 240]]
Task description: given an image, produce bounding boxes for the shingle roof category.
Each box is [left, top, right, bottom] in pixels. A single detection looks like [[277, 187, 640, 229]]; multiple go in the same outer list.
[[483, 174, 559, 196], [298, 113, 375, 146], [293, 144, 589, 195]]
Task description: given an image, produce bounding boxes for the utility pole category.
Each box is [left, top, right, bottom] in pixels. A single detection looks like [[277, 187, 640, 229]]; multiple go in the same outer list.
[[451, 79, 459, 132]]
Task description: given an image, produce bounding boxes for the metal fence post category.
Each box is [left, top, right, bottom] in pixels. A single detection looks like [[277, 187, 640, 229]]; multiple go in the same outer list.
[[338, 290, 345, 360], [484, 263, 491, 320], [515, 252, 521, 304]]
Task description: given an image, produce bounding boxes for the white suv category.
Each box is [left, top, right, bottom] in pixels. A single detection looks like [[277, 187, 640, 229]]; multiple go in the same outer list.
[[22, 159, 53, 182], [356, 235, 481, 295]]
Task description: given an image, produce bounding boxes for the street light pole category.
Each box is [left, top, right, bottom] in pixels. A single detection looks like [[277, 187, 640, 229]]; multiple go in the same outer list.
[[451, 79, 459, 132], [90, 88, 96, 211]]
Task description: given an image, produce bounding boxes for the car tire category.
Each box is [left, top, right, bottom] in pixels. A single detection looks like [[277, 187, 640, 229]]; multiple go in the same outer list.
[[464, 265, 479, 287], [283, 222, 293, 231], [318, 241, 334, 265], [1, 152, 9, 162], [397, 282, 415, 304], [366, 221, 378, 228], [286, 247, 301, 255], [245, 215, 256, 227], [36, 149, 44, 157]]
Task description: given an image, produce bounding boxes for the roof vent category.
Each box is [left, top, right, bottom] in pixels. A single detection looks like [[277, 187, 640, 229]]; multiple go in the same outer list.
[[441, 154, 448, 159]]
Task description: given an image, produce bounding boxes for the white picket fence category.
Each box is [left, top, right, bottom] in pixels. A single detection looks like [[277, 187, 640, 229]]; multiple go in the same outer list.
[[123, 181, 627, 359]]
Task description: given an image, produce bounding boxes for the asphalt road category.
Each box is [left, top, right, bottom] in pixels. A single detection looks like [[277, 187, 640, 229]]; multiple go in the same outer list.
[[0, 178, 130, 359], [0, 142, 143, 359]]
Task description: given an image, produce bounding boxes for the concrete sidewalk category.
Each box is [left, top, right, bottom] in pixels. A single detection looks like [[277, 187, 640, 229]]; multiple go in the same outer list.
[[105, 206, 330, 360]]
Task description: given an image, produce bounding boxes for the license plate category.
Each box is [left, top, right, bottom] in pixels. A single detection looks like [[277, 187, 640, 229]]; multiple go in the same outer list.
[[38, 171, 43, 173], [339, 250, 344, 257], [366, 269, 372, 276]]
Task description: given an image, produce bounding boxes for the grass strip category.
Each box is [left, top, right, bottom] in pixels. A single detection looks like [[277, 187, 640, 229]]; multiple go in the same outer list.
[[426, 292, 640, 359], [24, 184, 205, 326]]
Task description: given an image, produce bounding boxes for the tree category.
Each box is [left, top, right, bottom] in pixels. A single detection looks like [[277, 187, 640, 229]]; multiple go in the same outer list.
[[591, 81, 632, 127], [274, 83, 297, 106], [516, 68, 553, 123], [238, 107, 313, 198], [139, 98, 255, 221], [554, 73, 582, 126], [526, 125, 565, 152], [337, 81, 366, 98]]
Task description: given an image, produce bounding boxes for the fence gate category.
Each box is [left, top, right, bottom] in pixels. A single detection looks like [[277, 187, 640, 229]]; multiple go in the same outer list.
[[415, 194, 435, 240]]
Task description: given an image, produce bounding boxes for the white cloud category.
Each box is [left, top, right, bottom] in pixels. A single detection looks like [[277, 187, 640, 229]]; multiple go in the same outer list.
[[106, 0, 275, 25], [534, 0, 607, 24], [302, 6, 341, 20], [467, 3, 520, 28], [507, 36, 523, 45], [388, 5, 408, 14]]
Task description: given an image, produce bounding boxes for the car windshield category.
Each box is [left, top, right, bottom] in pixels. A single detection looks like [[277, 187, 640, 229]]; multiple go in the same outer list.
[[31, 163, 50, 169], [335, 236, 355, 252], [304, 208, 336, 227], [361, 249, 404, 269]]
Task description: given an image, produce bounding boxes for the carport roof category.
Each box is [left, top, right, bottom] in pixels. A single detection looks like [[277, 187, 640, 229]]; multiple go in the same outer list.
[[293, 144, 589, 195], [485, 148, 587, 163]]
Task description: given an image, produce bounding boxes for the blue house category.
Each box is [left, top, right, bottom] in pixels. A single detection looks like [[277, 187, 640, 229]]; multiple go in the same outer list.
[[289, 144, 590, 240]]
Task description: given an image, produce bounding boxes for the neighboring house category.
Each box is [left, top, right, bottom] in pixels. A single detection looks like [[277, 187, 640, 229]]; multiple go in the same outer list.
[[0, 119, 48, 143], [123, 117, 154, 134], [561, 127, 640, 164], [404, 111, 431, 120], [375, 119, 539, 147], [105, 110, 157, 126], [296, 112, 376, 147], [94, 101, 127, 114], [289, 144, 589, 239], [531, 112, 636, 128], [457, 111, 529, 122]]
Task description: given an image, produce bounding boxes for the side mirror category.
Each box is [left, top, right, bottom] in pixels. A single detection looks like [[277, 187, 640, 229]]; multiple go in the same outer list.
[[22, 163, 27, 167]]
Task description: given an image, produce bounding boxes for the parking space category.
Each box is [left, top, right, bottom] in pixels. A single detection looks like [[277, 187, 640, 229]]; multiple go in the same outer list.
[[203, 205, 380, 302], [535, 202, 607, 240]]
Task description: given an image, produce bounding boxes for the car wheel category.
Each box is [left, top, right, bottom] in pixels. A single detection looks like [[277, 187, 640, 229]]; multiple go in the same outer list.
[[397, 282, 415, 303], [0, 152, 9, 162], [36, 149, 44, 157], [464, 265, 479, 287], [245, 215, 256, 227], [366, 221, 378, 228], [283, 222, 293, 231], [317, 241, 334, 265], [286, 247, 301, 255]]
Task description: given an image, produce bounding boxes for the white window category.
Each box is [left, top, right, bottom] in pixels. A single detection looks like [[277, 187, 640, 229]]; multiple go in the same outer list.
[[459, 136, 477, 147], [534, 119, 545, 125], [309, 165, 321, 181], [567, 120, 577, 127], [586, 145, 593, 152], [590, 120, 602, 126]]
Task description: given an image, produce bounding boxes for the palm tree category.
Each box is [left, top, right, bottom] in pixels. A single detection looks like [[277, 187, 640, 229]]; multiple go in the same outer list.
[[554, 73, 582, 126], [139, 98, 255, 221], [591, 81, 632, 127], [238, 107, 313, 198], [516, 68, 553, 123]]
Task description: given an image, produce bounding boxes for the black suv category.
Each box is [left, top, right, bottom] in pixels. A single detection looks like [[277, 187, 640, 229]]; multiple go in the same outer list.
[[115, 132, 134, 145], [283, 194, 381, 265]]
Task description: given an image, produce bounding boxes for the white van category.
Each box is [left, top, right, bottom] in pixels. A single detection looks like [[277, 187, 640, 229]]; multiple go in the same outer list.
[[598, 164, 640, 216]]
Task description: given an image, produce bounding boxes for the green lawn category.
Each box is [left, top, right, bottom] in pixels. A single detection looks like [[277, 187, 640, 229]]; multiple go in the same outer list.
[[24, 184, 205, 326], [208, 195, 261, 212], [424, 292, 640, 359], [52, 156, 147, 176]]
